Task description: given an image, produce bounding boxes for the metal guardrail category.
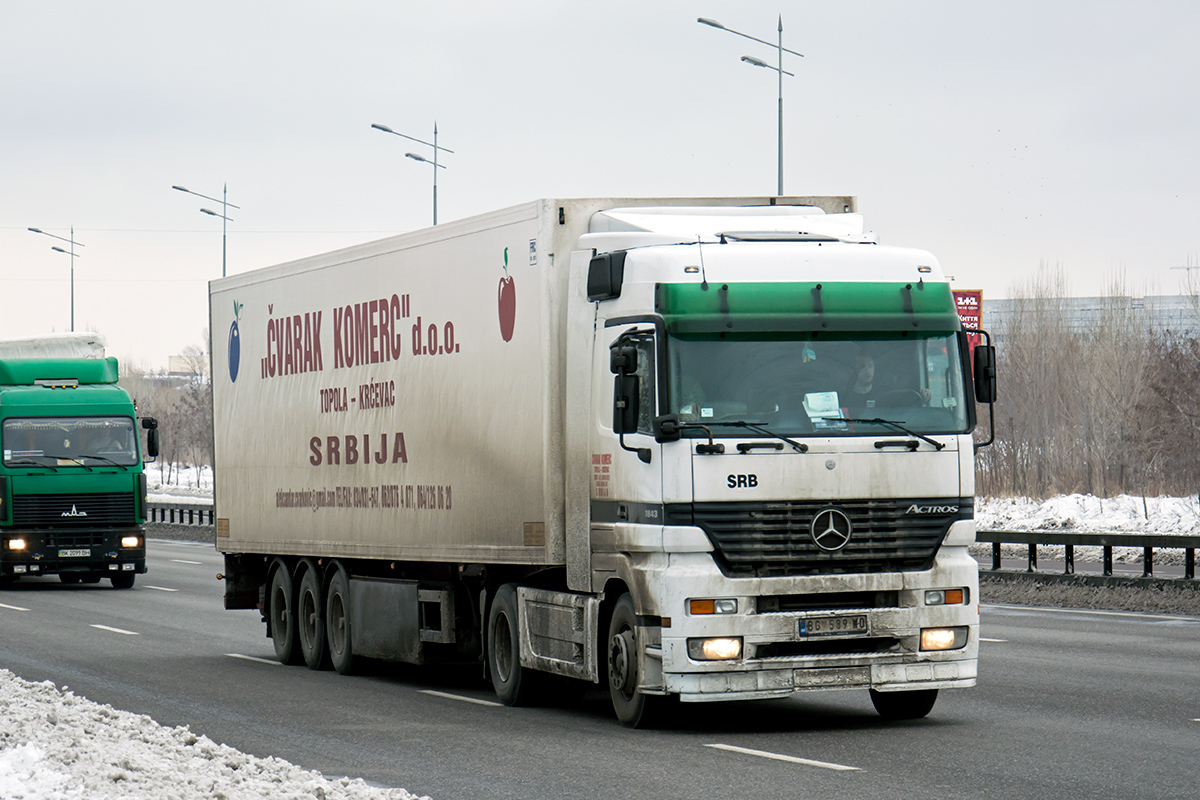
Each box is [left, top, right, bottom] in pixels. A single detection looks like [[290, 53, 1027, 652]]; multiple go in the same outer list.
[[146, 502, 214, 527], [976, 529, 1200, 580]]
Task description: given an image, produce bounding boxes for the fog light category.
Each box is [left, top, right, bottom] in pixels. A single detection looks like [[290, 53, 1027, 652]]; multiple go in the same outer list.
[[14, 565, 27, 574], [29, 564, 39, 572], [120, 536, 141, 548], [108, 564, 118, 571], [6, 538, 27, 551], [689, 598, 738, 615], [687, 637, 742, 660], [920, 627, 968, 651], [122, 563, 135, 571]]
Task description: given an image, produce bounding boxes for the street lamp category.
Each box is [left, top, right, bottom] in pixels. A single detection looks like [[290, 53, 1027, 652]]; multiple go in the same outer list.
[[172, 184, 239, 277], [698, 15, 804, 196], [371, 122, 453, 225], [28, 226, 84, 331]]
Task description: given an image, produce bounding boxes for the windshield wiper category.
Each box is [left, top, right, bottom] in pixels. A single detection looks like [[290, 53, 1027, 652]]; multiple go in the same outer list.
[[76, 453, 130, 470], [4, 458, 57, 471], [707, 421, 808, 453], [837, 418, 946, 451]]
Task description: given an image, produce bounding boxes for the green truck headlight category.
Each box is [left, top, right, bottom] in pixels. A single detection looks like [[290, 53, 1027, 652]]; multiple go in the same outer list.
[[6, 538, 27, 551], [120, 535, 142, 548]]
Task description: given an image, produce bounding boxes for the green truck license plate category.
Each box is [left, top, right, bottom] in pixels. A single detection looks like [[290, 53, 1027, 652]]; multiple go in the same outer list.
[[800, 615, 868, 637], [58, 548, 90, 558]]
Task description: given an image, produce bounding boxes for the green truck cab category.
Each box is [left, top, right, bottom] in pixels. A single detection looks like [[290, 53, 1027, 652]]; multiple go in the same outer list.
[[0, 353, 159, 589]]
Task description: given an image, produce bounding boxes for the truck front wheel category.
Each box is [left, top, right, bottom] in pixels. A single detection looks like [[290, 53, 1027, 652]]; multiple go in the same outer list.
[[869, 688, 938, 720], [268, 564, 302, 665], [110, 573, 135, 590], [607, 593, 669, 728]]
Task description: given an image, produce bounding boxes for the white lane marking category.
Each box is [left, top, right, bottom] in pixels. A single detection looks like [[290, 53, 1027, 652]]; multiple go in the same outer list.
[[983, 603, 1200, 623], [419, 689, 503, 707], [170, 559, 203, 565], [226, 653, 282, 666], [145, 585, 179, 592], [0, 602, 30, 612], [91, 624, 138, 636], [979, 637, 1007, 642], [706, 743, 860, 771]]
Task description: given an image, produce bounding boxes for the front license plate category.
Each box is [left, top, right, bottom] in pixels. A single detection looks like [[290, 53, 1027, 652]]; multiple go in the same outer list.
[[800, 615, 868, 637], [58, 548, 90, 558]]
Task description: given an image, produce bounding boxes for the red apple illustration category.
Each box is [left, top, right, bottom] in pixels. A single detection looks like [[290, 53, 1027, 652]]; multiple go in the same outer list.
[[498, 247, 516, 342]]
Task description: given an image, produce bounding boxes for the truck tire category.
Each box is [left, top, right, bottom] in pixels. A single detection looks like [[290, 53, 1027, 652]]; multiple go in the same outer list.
[[110, 573, 135, 590], [325, 566, 356, 675], [268, 564, 302, 665], [487, 583, 543, 706], [297, 565, 330, 670], [869, 688, 938, 720], [607, 593, 669, 728]]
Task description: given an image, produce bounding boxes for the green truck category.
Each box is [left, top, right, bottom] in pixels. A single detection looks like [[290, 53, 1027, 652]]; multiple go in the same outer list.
[[0, 334, 159, 588]]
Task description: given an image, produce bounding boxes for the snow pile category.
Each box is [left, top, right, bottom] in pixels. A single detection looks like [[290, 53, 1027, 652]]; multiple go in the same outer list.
[[978, 494, 1200, 535], [147, 464, 213, 504], [0, 670, 425, 800]]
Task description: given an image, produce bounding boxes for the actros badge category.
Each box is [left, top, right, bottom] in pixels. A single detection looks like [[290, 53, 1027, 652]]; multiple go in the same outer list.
[[810, 507, 853, 552]]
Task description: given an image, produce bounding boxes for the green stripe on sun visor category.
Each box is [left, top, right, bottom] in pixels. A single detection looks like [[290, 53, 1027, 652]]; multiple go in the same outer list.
[[655, 281, 960, 335]]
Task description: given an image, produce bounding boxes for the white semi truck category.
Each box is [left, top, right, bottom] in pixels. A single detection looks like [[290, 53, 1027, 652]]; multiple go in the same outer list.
[[210, 197, 996, 726]]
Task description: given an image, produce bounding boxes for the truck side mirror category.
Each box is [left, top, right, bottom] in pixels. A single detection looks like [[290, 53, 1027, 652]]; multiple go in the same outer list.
[[613, 374, 641, 434], [610, 345, 638, 375], [145, 428, 160, 460], [973, 345, 997, 404], [655, 413, 682, 443]]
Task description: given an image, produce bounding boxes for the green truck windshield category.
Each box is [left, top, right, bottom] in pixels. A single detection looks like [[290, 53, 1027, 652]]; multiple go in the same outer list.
[[666, 332, 971, 437], [2, 416, 139, 467]]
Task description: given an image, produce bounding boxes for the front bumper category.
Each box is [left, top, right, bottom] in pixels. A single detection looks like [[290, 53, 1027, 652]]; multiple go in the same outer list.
[[1, 526, 147, 577], [642, 545, 979, 702]]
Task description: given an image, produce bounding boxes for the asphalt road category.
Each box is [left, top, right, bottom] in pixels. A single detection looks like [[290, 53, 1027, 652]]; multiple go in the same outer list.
[[1, 540, 1198, 800]]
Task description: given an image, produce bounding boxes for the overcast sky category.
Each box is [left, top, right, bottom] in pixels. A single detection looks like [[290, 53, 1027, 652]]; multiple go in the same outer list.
[[3, 1, 1198, 369]]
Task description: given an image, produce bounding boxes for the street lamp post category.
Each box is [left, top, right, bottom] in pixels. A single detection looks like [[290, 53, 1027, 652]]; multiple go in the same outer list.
[[172, 184, 240, 277], [28, 226, 84, 331], [698, 15, 803, 196], [371, 122, 453, 225]]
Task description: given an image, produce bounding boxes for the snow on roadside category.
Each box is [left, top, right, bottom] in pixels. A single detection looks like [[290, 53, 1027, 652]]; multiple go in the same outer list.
[[0, 670, 425, 800], [977, 494, 1200, 535]]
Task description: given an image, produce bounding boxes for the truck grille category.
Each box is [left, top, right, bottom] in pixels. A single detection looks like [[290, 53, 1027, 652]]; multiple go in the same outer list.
[[666, 498, 971, 577], [11, 493, 136, 527]]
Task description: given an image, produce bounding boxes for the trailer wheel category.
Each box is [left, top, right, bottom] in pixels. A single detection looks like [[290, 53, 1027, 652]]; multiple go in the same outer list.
[[487, 583, 543, 705], [326, 566, 356, 675], [869, 688, 938, 720], [607, 593, 668, 728], [110, 573, 135, 590], [268, 563, 302, 665], [297, 566, 330, 670]]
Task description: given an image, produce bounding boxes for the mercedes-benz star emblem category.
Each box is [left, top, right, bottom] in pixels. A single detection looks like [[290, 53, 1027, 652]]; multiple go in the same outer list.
[[810, 508, 853, 552]]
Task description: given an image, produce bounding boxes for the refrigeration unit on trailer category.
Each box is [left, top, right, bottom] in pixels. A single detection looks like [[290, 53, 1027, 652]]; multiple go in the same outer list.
[[211, 197, 996, 726]]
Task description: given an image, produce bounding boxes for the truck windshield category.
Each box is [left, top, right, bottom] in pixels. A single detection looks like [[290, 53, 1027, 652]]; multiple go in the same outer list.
[[2, 417, 139, 467], [665, 332, 970, 437]]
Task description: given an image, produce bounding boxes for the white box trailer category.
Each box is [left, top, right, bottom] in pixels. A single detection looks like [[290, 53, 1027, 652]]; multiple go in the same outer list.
[[211, 197, 995, 726]]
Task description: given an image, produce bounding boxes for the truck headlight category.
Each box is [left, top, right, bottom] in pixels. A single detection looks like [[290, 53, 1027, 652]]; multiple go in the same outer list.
[[687, 637, 742, 660], [920, 627, 968, 651], [924, 588, 968, 606], [689, 598, 738, 615], [120, 536, 142, 548], [6, 538, 26, 551]]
